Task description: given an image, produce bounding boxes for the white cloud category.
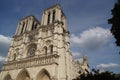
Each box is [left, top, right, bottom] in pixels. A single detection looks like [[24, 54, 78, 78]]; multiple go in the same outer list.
[[0, 56, 6, 62], [0, 35, 11, 44], [70, 27, 112, 51], [0, 34, 11, 57], [97, 63, 120, 69]]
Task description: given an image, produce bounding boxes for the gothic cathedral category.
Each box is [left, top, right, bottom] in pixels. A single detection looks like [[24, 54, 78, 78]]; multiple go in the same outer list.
[[0, 4, 89, 80]]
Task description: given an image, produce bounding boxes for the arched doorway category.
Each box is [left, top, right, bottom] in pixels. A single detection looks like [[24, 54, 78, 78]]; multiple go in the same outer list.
[[16, 69, 30, 80], [3, 74, 12, 80], [36, 69, 50, 80]]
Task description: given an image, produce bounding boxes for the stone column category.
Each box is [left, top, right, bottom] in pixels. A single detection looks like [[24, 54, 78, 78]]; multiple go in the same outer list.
[[56, 8, 61, 21], [27, 18, 33, 31], [41, 12, 45, 25], [17, 22, 22, 35], [44, 12, 48, 25], [24, 20, 28, 32], [15, 23, 20, 35]]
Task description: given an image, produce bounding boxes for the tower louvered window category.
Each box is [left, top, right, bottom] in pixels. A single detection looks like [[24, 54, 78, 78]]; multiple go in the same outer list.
[[21, 22, 25, 34], [47, 12, 50, 24], [31, 21, 34, 30], [52, 10, 56, 23]]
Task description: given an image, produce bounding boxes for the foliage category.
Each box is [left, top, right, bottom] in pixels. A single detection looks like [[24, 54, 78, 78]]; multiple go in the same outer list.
[[108, 0, 120, 46], [74, 69, 120, 80]]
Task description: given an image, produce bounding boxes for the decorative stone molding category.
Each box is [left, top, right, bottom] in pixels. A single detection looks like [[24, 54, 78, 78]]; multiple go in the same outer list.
[[3, 54, 59, 71], [14, 36, 23, 41], [28, 30, 38, 42], [28, 47, 36, 56], [46, 40, 52, 45]]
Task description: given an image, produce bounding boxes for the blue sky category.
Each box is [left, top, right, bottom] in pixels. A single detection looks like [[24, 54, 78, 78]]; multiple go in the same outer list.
[[0, 0, 120, 73]]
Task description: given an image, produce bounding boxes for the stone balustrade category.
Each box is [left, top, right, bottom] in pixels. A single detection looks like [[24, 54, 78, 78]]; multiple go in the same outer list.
[[3, 54, 59, 71]]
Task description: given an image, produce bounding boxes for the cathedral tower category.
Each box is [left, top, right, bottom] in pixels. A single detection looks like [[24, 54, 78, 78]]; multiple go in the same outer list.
[[0, 4, 89, 80]]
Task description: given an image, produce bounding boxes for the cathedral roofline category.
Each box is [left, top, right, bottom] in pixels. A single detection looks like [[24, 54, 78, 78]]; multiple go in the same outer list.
[[45, 4, 61, 11], [20, 15, 41, 24], [44, 4, 66, 18]]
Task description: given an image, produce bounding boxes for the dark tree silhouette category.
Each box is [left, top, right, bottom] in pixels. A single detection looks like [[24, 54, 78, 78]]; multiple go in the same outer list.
[[108, 0, 120, 46], [74, 69, 120, 80]]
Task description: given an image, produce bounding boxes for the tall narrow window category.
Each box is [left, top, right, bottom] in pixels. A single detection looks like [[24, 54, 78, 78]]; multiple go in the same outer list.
[[25, 20, 28, 32], [34, 24, 37, 29], [44, 46, 47, 54], [31, 21, 34, 30], [21, 22, 25, 34], [47, 12, 50, 24], [52, 10, 56, 23], [13, 54, 16, 60], [50, 45, 53, 53]]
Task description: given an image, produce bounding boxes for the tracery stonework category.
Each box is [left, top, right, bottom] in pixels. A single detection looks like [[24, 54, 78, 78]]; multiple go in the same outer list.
[[28, 47, 36, 56], [0, 4, 89, 80]]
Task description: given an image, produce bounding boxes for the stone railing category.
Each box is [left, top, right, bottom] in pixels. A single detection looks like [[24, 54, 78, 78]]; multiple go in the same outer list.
[[3, 54, 59, 71]]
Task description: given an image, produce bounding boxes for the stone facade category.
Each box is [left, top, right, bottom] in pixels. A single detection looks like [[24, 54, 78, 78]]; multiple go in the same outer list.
[[0, 4, 89, 80]]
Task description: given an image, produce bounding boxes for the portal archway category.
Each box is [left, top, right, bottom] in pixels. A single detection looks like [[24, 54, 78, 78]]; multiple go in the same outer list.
[[16, 69, 30, 80], [36, 69, 50, 80], [3, 74, 12, 80]]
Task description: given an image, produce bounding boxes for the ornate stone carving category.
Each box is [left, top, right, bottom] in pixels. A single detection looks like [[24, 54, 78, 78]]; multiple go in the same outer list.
[[29, 35, 35, 41], [28, 47, 36, 56], [46, 40, 51, 45], [14, 36, 23, 41], [28, 30, 38, 41], [3, 54, 59, 71]]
